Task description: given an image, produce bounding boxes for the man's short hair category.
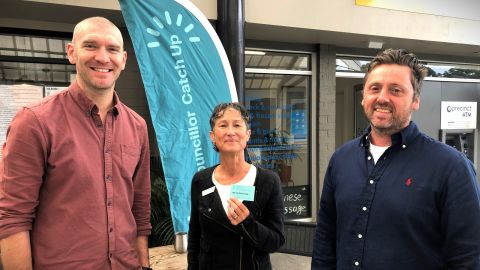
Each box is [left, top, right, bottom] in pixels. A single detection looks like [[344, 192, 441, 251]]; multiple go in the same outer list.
[[364, 48, 428, 98]]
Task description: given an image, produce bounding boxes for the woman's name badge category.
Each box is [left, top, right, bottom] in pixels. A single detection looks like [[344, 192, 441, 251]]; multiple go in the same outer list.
[[230, 185, 255, 201], [202, 186, 215, 196]]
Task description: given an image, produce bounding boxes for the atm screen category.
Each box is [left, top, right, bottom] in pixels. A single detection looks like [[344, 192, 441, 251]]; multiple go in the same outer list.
[[445, 135, 461, 150], [443, 133, 474, 162]]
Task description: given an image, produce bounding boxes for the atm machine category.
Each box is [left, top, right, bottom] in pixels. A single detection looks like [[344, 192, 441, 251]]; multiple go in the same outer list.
[[439, 129, 477, 169], [438, 101, 478, 173]]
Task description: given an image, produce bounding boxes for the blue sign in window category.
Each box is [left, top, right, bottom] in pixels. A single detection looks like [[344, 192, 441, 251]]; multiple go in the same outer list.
[[291, 109, 306, 139]]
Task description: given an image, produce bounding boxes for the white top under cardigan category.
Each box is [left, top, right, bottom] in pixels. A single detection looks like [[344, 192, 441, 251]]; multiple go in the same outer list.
[[212, 164, 257, 214]]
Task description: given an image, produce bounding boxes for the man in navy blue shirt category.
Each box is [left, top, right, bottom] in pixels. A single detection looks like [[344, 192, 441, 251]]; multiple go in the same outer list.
[[312, 48, 480, 270]]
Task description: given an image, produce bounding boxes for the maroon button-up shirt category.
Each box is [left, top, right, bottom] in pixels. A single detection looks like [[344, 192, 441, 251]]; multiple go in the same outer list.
[[0, 82, 151, 269]]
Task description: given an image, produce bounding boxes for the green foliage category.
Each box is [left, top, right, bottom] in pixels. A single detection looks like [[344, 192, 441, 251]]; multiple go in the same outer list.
[[426, 66, 438, 77], [442, 68, 480, 79], [149, 170, 174, 247]]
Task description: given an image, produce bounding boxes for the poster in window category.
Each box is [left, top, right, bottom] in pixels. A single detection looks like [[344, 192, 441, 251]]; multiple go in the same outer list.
[[45, 86, 67, 96], [283, 185, 309, 219], [0, 84, 43, 159], [290, 100, 306, 140]]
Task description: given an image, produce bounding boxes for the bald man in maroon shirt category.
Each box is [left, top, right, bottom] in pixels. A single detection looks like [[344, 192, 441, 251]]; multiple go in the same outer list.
[[0, 17, 152, 270]]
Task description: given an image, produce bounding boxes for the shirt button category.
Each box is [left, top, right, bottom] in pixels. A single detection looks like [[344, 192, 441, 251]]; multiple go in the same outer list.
[[109, 227, 113, 232], [106, 175, 112, 181], [357, 234, 363, 239], [369, 179, 374, 184], [367, 156, 371, 160], [109, 253, 113, 258], [402, 144, 406, 149], [107, 201, 112, 206], [362, 206, 367, 211], [354, 261, 360, 266]]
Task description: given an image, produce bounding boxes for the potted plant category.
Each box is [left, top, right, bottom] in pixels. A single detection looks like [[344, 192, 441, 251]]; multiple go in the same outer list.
[[149, 168, 175, 247]]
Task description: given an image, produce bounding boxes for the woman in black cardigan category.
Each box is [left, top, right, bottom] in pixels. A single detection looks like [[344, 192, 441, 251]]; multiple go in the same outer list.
[[187, 102, 285, 270]]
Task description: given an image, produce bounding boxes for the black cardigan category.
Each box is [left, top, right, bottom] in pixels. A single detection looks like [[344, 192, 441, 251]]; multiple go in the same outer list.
[[187, 165, 285, 270]]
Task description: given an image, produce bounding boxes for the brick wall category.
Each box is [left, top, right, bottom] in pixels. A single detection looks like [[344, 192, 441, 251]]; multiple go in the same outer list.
[[317, 44, 336, 195]]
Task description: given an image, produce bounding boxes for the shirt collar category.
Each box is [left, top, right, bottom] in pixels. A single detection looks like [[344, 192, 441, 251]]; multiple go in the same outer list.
[[112, 92, 120, 116], [359, 121, 419, 150], [68, 81, 120, 117]]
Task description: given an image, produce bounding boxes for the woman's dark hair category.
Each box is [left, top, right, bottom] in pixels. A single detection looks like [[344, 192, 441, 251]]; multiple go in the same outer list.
[[209, 102, 250, 152]]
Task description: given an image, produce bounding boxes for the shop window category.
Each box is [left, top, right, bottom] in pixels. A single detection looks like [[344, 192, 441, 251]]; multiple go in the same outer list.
[[0, 62, 74, 83], [424, 62, 480, 79], [0, 33, 72, 84], [336, 57, 369, 73], [245, 50, 312, 220], [0, 32, 73, 159], [0, 34, 68, 59], [246, 50, 310, 71], [336, 56, 480, 80]]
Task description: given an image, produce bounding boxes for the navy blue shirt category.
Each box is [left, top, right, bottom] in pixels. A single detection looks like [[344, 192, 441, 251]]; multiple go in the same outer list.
[[312, 122, 480, 270]]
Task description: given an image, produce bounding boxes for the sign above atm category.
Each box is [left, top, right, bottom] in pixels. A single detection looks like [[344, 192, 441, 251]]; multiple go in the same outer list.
[[441, 101, 477, 129]]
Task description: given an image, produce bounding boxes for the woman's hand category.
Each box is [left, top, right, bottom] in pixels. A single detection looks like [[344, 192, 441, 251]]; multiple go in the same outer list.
[[227, 197, 250, 225]]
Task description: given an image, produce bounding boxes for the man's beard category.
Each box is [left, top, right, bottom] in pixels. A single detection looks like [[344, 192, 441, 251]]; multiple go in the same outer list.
[[366, 102, 410, 136]]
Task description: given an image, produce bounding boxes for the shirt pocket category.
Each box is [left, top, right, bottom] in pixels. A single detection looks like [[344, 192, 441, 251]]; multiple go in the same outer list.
[[399, 184, 439, 218], [121, 144, 140, 179]]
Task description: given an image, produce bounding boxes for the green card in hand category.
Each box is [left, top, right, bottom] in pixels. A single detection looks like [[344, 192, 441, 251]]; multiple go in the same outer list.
[[230, 185, 255, 201]]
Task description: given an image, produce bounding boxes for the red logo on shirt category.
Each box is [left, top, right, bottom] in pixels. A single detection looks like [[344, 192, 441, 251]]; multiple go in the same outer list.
[[405, 178, 413, 186]]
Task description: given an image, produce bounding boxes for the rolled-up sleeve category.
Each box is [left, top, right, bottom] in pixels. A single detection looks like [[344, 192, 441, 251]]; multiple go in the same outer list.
[[131, 121, 152, 236], [0, 108, 46, 239]]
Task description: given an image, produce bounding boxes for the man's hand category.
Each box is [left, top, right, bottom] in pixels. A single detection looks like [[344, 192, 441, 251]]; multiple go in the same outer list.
[[0, 231, 32, 270], [135, 235, 149, 268]]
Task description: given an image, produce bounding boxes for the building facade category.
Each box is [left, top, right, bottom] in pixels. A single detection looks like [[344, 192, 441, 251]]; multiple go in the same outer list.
[[1, 0, 479, 255]]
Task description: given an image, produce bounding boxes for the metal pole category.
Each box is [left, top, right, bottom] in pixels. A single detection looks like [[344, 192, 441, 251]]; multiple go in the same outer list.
[[217, 0, 245, 103]]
